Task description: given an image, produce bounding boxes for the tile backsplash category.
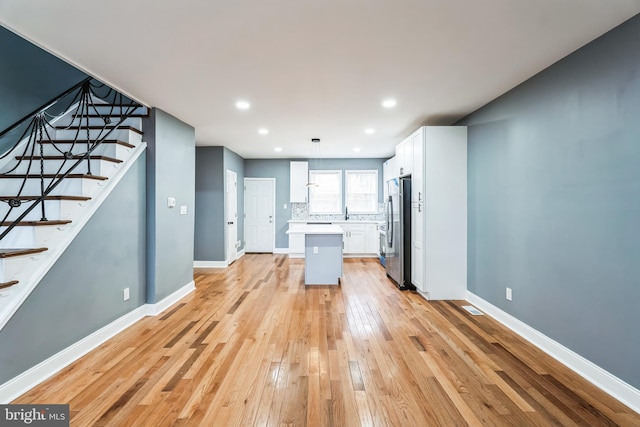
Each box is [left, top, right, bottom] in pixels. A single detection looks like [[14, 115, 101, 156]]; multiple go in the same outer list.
[[291, 202, 385, 221]]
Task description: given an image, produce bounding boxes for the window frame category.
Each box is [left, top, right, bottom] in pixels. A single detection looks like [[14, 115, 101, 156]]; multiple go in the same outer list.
[[345, 169, 379, 214], [308, 169, 343, 215]]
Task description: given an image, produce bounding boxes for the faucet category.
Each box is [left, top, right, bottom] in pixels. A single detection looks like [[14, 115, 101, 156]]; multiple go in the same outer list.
[[345, 206, 349, 221]]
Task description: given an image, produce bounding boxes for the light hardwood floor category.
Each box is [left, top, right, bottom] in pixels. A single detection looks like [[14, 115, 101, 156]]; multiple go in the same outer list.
[[14, 255, 640, 426]]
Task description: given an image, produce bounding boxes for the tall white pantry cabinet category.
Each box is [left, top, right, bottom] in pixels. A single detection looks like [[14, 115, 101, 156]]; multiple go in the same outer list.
[[406, 126, 467, 300]]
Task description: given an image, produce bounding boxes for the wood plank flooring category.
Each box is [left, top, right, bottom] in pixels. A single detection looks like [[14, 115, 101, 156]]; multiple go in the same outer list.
[[14, 255, 640, 426]]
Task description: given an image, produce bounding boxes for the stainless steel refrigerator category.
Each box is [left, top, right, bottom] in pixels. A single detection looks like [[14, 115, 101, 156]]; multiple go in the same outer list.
[[385, 176, 412, 290]]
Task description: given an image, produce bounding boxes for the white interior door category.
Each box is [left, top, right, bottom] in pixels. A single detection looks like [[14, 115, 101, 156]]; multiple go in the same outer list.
[[226, 170, 238, 264], [244, 178, 275, 252]]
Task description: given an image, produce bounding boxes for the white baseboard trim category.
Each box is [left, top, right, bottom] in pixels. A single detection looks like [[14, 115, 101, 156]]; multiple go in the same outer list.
[[0, 305, 146, 404], [466, 291, 640, 413], [194, 260, 227, 268], [0, 281, 195, 404], [236, 249, 246, 260], [146, 280, 195, 316], [273, 248, 289, 254]]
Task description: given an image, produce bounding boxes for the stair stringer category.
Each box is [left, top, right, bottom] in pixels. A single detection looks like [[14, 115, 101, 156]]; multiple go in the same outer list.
[[0, 142, 147, 332]]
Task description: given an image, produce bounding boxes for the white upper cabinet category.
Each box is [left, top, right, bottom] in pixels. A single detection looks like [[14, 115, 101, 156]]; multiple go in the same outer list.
[[411, 127, 424, 203], [290, 161, 308, 202], [395, 137, 413, 177]]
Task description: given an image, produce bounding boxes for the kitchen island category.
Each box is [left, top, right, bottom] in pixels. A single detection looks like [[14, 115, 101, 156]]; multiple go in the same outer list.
[[286, 224, 344, 285]]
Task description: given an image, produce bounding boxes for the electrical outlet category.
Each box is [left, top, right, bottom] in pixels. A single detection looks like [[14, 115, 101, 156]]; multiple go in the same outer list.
[[180, 205, 187, 215], [313, 246, 318, 254], [167, 197, 176, 208], [123, 287, 130, 301], [506, 287, 513, 301], [284, 204, 287, 209]]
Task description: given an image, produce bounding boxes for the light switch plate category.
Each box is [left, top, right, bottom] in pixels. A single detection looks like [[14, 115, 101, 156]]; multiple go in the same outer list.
[[180, 205, 187, 215], [167, 197, 176, 208]]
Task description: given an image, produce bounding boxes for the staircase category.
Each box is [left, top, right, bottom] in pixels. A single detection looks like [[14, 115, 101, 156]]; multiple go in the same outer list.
[[0, 79, 147, 330]]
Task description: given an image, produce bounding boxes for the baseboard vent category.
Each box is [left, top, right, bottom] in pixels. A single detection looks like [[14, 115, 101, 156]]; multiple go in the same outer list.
[[462, 305, 483, 316]]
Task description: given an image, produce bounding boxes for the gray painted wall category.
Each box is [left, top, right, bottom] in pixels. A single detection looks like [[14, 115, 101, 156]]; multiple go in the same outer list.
[[0, 27, 87, 150], [195, 146, 225, 261], [224, 147, 245, 255], [244, 158, 385, 249], [0, 155, 146, 384], [459, 15, 640, 388], [144, 109, 195, 303], [194, 147, 245, 262]]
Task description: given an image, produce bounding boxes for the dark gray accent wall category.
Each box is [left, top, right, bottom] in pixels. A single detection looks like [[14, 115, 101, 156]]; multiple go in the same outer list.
[[244, 158, 385, 249], [459, 15, 640, 388], [0, 26, 86, 140], [0, 155, 146, 384], [194, 147, 245, 262], [224, 147, 245, 253], [195, 146, 225, 261], [144, 109, 195, 303]]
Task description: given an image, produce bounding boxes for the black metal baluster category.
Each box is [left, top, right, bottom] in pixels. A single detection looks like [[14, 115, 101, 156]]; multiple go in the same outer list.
[[84, 85, 93, 175], [38, 117, 47, 221]]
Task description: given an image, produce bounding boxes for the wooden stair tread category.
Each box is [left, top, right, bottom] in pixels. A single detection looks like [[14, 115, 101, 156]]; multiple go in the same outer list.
[[38, 139, 135, 149], [15, 155, 123, 163], [0, 195, 91, 201], [0, 247, 47, 258], [54, 125, 143, 135], [0, 280, 19, 290], [1, 220, 71, 227], [0, 174, 108, 180]]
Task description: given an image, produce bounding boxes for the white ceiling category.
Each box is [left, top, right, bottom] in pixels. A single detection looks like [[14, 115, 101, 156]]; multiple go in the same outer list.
[[1, 1, 639, 159]]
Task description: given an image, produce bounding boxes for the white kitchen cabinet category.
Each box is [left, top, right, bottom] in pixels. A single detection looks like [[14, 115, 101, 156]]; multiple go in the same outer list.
[[395, 142, 405, 177], [395, 137, 413, 177], [365, 223, 379, 254], [383, 156, 396, 203], [342, 224, 366, 254], [411, 127, 424, 203], [288, 232, 305, 258], [410, 126, 467, 300], [383, 156, 397, 182], [290, 161, 308, 202], [411, 202, 424, 291]]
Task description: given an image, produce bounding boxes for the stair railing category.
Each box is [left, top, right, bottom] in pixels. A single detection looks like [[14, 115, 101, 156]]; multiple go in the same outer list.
[[0, 78, 145, 242]]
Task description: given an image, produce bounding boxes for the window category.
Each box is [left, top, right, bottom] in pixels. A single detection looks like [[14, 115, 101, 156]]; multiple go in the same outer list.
[[309, 170, 342, 214], [345, 170, 378, 214]]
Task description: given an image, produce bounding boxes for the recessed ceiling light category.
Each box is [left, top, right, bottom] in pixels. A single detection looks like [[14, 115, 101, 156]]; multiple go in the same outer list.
[[382, 99, 396, 108], [364, 128, 375, 134], [235, 100, 250, 110], [258, 128, 269, 135], [353, 147, 361, 152], [274, 147, 282, 152]]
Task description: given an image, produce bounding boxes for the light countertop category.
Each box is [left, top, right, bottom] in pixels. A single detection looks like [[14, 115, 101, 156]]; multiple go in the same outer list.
[[288, 219, 383, 225], [286, 224, 345, 235]]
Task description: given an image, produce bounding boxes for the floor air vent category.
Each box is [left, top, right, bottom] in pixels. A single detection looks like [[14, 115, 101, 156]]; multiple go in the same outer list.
[[462, 305, 483, 316]]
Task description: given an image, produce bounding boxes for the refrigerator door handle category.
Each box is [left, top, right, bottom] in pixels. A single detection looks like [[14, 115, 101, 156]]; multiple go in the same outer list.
[[387, 196, 393, 247]]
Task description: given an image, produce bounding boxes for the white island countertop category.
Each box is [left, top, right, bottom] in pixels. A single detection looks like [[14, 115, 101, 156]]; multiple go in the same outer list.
[[286, 224, 344, 235]]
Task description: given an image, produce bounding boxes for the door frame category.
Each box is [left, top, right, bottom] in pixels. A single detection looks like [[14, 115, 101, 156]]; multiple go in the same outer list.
[[243, 177, 276, 253]]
